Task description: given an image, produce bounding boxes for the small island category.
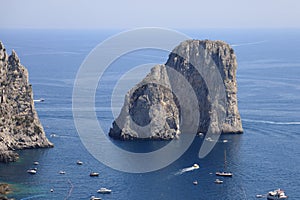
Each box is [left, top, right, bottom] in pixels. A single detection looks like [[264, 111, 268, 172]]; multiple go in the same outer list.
[[109, 40, 243, 140], [0, 41, 53, 163]]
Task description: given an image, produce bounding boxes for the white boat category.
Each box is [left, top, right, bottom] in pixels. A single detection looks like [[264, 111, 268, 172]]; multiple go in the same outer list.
[[193, 163, 200, 169], [33, 98, 45, 102], [59, 170, 66, 174], [97, 187, 112, 194], [90, 196, 101, 200], [197, 132, 204, 137], [90, 172, 99, 177], [27, 169, 37, 174], [193, 180, 198, 185], [216, 171, 233, 177], [216, 150, 233, 177], [214, 179, 223, 184], [205, 137, 214, 142], [267, 189, 288, 199], [33, 161, 39, 165], [76, 160, 83, 165]]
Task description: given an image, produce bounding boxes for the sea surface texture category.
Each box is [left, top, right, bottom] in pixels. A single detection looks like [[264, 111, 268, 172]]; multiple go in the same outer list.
[[0, 29, 299, 199]]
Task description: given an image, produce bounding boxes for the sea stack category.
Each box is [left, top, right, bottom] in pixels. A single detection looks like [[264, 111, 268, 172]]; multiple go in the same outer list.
[[109, 40, 243, 140], [0, 41, 53, 162]]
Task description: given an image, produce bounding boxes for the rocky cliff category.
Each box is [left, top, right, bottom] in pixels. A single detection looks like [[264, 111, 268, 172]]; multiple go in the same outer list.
[[0, 41, 53, 162], [109, 40, 243, 140]]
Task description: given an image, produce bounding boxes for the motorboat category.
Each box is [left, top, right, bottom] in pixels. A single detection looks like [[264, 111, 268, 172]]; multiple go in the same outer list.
[[267, 189, 288, 199], [97, 188, 112, 194], [90, 196, 101, 200], [59, 170, 66, 174], [193, 180, 198, 185], [76, 160, 83, 165], [193, 164, 199, 169], [205, 137, 214, 142], [33, 161, 39, 165], [90, 172, 99, 177], [33, 98, 45, 102], [27, 169, 37, 174], [197, 132, 204, 137], [214, 179, 223, 184]]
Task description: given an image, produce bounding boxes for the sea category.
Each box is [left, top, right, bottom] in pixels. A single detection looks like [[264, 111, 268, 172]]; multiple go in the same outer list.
[[0, 29, 299, 200]]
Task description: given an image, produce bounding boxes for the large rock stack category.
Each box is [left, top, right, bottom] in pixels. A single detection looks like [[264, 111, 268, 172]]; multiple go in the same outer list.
[[109, 40, 243, 140]]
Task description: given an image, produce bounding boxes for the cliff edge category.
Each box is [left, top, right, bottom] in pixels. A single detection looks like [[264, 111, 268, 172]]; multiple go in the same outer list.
[[109, 40, 243, 140], [0, 41, 53, 162]]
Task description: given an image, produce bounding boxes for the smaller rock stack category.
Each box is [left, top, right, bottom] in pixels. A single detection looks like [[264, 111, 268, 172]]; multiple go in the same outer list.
[[0, 41, 53, 162]]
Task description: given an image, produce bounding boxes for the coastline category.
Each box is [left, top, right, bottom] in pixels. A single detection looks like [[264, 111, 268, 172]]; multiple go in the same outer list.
[[0, 183, 14, 200]]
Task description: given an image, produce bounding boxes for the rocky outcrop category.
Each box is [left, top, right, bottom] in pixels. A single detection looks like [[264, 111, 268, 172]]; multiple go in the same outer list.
[[109, 40, 243, 140], [0, 41, 53, 162]]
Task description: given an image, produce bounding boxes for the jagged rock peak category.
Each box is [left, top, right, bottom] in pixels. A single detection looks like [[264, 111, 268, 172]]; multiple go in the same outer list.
[[109, 39, 243, 140], [0, 41, 7, 63], [0, 41, 4, 49], [0, 41, 53, 162], [8, 49, 20, 67]]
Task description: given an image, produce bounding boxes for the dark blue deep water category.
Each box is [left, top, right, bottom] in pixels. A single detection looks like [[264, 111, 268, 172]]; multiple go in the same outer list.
[[0, 29, 299, 200]]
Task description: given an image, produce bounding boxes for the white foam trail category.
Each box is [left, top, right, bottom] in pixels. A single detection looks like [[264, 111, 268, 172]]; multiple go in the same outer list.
[[231, 40, 267, 47], [243, 119, 300, 125], [175, 166, 198, 175]]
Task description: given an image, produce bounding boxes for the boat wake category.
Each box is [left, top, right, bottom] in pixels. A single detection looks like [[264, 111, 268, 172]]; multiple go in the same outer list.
[[175, 165, 199, 175], [243, 119, 300, 125], [231, 40, 267, 47]]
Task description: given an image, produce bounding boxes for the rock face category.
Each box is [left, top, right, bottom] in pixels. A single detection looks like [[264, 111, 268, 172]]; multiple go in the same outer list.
[[0, 41, 53, 162], [109, 40, 243, 140]]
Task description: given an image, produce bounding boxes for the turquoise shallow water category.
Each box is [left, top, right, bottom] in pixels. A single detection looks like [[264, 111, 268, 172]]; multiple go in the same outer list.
[[0, 29, 299, 199]]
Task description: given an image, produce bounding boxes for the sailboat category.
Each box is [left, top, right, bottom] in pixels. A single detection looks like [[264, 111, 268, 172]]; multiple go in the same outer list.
[[216, 150, 233, 177]]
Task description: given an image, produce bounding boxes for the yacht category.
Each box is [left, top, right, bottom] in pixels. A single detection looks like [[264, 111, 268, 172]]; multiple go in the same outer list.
[[90, 196, 101, 200], [97, 188, 112, 194], [76, 160, 83, 165], [90, 172, 99, 177], [216, 150, 233, 177], [33, 98, 45, 102], [267, 189, 288, 199], [215, 171, 233, 177], [27, 169, 37, 174]]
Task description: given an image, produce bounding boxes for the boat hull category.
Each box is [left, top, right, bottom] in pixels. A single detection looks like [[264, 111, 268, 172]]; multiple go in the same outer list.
[[216, 172, 233, 177]]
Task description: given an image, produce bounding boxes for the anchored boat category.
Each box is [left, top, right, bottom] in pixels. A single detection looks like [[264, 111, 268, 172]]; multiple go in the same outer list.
[[216, 150, 233, 177], [267, 189, 288, 199]]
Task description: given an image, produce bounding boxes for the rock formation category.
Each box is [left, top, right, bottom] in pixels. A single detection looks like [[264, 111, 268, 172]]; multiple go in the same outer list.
[[109, 40, 243, 140], [0, 41, 53, 162]]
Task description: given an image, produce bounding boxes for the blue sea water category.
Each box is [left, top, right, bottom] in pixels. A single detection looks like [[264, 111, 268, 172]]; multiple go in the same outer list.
[[0, 29, 300, 200]]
